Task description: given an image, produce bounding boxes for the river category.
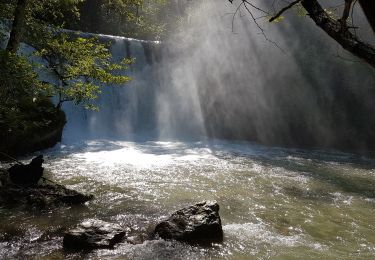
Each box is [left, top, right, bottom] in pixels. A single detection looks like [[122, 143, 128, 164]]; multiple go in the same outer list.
[[1, 139, 374, 259]]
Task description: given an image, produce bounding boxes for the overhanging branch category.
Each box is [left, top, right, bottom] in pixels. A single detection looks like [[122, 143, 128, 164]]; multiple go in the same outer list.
[[269, 0, 301, 22], [358, 0, 375, 33], [301, 0, 375, 69]]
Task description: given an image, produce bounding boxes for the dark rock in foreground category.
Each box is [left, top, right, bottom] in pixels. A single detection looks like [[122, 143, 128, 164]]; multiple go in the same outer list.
[[63, 219, 126, 250], [0, 101, 66, 157], [8, 155, 44, 185], [0, 178, 93, 208], [154, 201, 223, 244]]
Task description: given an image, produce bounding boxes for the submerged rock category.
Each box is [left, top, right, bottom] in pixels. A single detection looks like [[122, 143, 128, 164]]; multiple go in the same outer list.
[[0, 181, 93, 208], [63, 219, 126, 250], [154, 201, 223, 244]]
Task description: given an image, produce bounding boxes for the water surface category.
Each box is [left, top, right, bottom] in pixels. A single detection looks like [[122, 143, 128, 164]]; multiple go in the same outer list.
[[1, 139, 374, 259]]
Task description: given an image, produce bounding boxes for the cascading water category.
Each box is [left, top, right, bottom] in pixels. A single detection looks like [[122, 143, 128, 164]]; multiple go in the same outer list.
[[1, 1, 375, 259], [62, 32, 209, 142], [60, 1, 375, 152], [61, 35, 162, 142]]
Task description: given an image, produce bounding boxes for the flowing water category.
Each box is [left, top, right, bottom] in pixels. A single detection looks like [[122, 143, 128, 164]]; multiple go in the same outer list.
[[1, 139, 375, 259]]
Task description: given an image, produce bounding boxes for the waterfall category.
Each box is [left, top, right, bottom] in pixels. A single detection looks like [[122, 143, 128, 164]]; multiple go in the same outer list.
[[62, 32, 208, 143], [62, 0, 375, 151], [62, 35, 163, 142], [5, 0, 374, 151]]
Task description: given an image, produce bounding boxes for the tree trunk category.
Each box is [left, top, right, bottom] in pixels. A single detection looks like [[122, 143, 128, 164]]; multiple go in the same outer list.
[[6, 0, 28, 53], [77, 0, 102, 33], [301, 0, 375, 69], [358, 0, 375, 33]]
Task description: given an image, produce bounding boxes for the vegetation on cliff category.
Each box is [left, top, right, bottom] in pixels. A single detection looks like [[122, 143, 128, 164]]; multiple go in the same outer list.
[[0, 0, 149, 155], [0, 50, 65, 155]]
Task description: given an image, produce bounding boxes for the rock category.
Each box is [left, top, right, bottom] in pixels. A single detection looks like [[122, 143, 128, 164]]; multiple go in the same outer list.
[[0, 103, 66, 157], [1, 156, 93, 208], [154, 201, 223, 244], [0, 181, 93, 209], [8, 155, 44, 185], [63, 219, 126, 250]]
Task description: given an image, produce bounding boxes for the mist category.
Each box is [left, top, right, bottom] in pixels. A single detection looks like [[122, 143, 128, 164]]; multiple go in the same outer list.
[[59, 0, 375, 153], [155, 0, 375, 151]]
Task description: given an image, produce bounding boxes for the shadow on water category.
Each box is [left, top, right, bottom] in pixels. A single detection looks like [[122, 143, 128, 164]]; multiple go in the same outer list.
[[246, 150, 375, 199], [273, 157, 373, 199], [209, 141, 375, 168], [205, 140, 375, 199]]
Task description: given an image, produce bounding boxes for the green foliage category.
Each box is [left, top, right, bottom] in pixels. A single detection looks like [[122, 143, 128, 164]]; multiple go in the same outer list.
[[28, 0, 83, 27], [1, 0, 133, 110], [0, 1, 16, 21], [0, 50, 49, 106], [0, 50, 55, 141], [75, 0, 187, 40], [35, 33, 132, 109]]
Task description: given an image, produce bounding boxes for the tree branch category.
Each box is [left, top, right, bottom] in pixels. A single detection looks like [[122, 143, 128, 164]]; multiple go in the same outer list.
[[269, 0, 301, 22], [228, 0, 284, 51], [6, 0, 28, 52], [358, 0, 375, 33], [338, 0, 353, 29], [301, 0, 375, 69]]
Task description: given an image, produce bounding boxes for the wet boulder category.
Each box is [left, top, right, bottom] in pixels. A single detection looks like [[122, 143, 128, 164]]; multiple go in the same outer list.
[[154, 201, 223, 244], [8, 155, 44, 185], [1, 156, 93, 208], [63, 219, 126, 250]]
